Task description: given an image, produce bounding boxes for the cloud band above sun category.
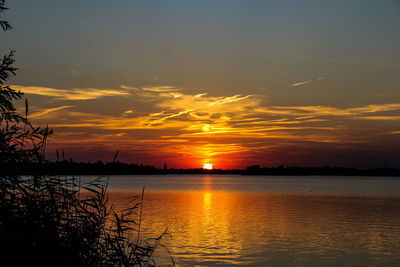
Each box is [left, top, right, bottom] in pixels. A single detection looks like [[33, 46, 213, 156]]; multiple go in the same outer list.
[[16, 83, 400, 169]]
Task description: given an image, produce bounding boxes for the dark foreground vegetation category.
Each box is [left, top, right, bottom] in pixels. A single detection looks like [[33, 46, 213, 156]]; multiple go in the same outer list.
[[0, 2, 172, 266], [1, 174, 172, 266]]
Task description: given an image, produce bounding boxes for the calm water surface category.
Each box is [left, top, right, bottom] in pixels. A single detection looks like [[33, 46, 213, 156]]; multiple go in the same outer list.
[[85, 175, 400, 266]]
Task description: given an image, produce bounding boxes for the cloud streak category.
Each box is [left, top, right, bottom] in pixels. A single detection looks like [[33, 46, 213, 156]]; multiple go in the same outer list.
[[13, 85, 131, 100], [29, 105, 73, 118], [289, 80, 312, 87], [256, 104, 400, 117]]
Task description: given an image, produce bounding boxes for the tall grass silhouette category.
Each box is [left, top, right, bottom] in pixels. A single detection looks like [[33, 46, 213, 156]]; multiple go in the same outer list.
[[0, 174, 173, 266], [0, 1, 173, 265]]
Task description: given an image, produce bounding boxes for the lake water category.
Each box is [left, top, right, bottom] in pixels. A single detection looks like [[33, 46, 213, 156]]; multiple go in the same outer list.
[[87, 175, 400, 266]]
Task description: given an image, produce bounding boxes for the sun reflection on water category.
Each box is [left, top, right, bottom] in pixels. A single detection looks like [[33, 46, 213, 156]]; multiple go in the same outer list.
[[203, 192, 212, 212], [108, 189, 400, 266]]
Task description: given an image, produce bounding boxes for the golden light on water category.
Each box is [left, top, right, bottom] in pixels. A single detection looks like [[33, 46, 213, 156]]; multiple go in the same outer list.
[[203, 163, 213, 170], [107, 186, 400, 266]]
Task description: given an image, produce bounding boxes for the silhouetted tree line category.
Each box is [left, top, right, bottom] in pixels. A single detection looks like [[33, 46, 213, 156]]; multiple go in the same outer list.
[[3, 158, 399, 176], [1, 159, 160, 175], [1, 159, 243, 175]]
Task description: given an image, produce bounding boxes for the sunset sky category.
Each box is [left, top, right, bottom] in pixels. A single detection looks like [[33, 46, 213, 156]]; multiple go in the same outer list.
[[2, 0, 400, 168]]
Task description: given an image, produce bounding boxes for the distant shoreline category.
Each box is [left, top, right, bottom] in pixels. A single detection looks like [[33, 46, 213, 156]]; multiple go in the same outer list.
[[2, 161, 400, 177]]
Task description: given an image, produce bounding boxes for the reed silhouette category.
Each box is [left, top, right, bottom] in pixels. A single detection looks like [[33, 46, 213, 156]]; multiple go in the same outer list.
[[0, 2, 173, 266]]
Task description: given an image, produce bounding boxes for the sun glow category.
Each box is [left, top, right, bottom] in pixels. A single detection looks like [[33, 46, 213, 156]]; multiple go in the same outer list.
[[203, 163, 213, 170]]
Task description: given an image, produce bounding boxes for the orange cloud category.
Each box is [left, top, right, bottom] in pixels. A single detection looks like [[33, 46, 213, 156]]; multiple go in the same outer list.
[[22, 84, 400, 168], [14, 85, 131, 100]]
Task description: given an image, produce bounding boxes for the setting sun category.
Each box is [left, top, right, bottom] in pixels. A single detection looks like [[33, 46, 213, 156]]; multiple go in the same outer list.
[[203, 164, 213, 170]]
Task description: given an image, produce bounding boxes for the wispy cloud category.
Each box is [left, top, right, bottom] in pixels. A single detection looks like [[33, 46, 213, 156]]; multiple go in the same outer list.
[[29, 106, 73, 118], [288, 77, 325, 88], [145, 109, 194, 126], [120, 85, 139, 90], [354, 116, 400, 120], [120, 85, 181, 93], [256, 104, 400, 117], [14, 85, 131, 100], [289, 80, 312, 87], [209, 94, 253, 106], [141, 85, 180, 92]]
